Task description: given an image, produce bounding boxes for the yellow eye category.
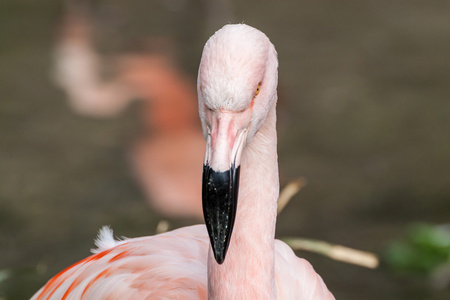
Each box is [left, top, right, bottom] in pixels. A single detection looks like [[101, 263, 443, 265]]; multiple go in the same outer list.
[[255, 84, 261, 97]]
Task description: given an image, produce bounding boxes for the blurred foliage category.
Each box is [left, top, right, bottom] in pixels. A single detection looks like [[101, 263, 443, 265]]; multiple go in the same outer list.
[[384, 223, 450, 289]]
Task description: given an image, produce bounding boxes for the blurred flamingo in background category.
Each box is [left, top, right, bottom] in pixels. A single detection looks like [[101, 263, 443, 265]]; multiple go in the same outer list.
[[32, 24, 334, 299], [52, 9, 205, 218]]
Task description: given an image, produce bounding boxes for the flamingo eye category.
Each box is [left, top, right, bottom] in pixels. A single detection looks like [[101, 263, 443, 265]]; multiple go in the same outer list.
[[254, 83, 261, 97]]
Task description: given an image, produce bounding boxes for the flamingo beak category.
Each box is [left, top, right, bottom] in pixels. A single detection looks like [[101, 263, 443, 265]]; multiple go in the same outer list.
[[202, 111, 248, 264]]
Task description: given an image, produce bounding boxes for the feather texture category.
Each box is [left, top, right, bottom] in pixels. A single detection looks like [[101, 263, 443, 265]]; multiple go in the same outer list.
[[32, 225, 333, 299]]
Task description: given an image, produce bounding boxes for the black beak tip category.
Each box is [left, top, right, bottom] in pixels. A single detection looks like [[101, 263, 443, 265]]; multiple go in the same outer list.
[[214, 251, 225, 265]]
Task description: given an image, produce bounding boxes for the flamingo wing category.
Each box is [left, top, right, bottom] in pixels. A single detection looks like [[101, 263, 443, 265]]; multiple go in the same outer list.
[[31, 225, 208, 300], [275, 240, 335, 300], [32, 226, 333, 300]]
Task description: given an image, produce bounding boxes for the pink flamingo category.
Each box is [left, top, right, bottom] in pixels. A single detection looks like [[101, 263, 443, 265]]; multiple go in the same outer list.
[[32, 24, 334, 299], [53, 12, 205, 218]]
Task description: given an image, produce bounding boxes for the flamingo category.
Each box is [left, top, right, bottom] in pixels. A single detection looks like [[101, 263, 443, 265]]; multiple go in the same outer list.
[[53, 11, 205, 218], [32, 24, 335, 299]]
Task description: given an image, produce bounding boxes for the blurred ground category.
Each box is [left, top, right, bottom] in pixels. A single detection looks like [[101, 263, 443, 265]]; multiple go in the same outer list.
[[0, 0, 449, 299]]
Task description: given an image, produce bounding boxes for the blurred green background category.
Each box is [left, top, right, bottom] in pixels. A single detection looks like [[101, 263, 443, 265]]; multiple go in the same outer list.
[[0, 0, 449, 299]]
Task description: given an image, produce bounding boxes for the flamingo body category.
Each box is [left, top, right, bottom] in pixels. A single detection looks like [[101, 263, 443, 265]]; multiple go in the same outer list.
[[32, 226, 331, 299]]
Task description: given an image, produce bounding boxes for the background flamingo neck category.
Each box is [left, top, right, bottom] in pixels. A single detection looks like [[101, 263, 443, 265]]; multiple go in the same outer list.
[[208, 104, 279, 299]]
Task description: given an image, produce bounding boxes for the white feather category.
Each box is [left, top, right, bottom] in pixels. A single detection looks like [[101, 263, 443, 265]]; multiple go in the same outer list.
[[91, 226, 125, 254]]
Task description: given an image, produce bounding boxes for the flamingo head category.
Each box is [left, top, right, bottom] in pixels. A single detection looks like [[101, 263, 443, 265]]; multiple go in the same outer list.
[[197, 24, 278, 264]]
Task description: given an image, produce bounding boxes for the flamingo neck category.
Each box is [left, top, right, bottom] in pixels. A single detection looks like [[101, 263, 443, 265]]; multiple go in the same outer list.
[[207, 103, 279, 299]]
